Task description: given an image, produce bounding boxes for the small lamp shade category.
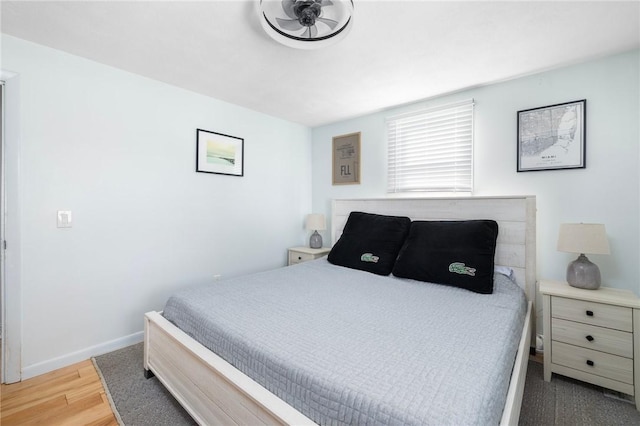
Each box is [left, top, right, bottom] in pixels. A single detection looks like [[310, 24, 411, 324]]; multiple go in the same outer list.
[[557, 223, 610, 290], [305, 214, 326, 231], [557, 223, 610, 255], [305, 214, 326, 249]]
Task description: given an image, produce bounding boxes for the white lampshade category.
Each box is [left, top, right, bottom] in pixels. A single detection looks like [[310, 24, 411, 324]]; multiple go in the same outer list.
[[305, 214, 326, 231], [557, 223, 610, 255]]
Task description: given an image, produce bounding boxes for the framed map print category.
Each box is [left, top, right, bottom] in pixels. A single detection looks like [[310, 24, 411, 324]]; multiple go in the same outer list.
[[517, 99, 586, 172], [332, 132, 361, 185]]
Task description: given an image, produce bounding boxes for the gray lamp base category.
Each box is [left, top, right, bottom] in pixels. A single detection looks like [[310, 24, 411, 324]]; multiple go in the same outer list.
[[566, 253, 601, 290], [309, 230, 323, 249]]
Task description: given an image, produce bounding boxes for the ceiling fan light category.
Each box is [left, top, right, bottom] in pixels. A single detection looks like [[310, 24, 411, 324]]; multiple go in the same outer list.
[[259, 0, 354, 50]]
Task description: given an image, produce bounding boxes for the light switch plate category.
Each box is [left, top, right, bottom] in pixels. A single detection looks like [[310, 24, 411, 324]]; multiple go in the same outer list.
[[57, 210, 72, 228]]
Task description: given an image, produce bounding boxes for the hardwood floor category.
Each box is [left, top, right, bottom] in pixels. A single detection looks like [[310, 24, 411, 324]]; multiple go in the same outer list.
[[1, 359, 118, 425]]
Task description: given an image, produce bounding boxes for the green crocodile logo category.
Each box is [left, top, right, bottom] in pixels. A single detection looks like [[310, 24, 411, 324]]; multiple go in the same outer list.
[[449, 262, 476, 276], [361, 253, 380, 263]]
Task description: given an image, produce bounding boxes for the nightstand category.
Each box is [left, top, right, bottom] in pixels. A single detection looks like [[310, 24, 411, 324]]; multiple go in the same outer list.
[[288, 246, 331, 266], [540, 279, 640, 409]]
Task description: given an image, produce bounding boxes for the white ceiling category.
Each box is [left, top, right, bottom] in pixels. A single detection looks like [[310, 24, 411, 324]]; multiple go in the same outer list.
[[2, 1, 639, 127]]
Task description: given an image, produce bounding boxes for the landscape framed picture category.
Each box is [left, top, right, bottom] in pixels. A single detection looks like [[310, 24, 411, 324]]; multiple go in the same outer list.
[[332, 132, 361, 185], [517, 99, 586, 172], [196, 129, 244, 176]]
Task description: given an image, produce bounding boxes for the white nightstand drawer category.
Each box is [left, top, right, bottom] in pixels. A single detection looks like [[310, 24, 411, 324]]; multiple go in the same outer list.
[[552, 341, 634, 385], [552, 318, 633, 358], [541, 280, 640, 409], [552, 296, 633, 332], [288, 251, 315, 264]]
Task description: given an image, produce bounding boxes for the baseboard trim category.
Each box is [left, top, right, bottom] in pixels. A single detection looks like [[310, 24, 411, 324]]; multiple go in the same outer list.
[[21, 331, 144, 380]]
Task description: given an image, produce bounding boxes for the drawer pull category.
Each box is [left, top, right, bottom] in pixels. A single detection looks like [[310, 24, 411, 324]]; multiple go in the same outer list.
[[586, 360, 595, 367], [298, 256, 302, 260], [585, 335, 594, 342], [586, 310, 594, 317]]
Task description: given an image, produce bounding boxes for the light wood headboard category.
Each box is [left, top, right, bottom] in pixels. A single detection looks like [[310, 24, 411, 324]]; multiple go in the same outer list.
[[331, 196, 537, 304]]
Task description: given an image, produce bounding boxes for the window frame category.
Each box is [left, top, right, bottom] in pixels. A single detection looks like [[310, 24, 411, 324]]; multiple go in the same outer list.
[[386, 99, 475, 194]]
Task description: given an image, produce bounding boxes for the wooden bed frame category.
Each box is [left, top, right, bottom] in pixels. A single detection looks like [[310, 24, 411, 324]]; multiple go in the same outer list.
[[144, 196, 536, 425]]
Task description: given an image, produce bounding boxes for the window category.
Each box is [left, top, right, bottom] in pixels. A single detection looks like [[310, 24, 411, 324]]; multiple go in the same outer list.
[[387, 99, 474, 193]]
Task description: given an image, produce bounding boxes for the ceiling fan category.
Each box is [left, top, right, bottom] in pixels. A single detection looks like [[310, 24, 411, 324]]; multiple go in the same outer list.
[[259, 0, 354, 49]]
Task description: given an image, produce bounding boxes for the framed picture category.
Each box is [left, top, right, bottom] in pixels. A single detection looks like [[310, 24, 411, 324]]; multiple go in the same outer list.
[[332, 132, 360, 185], [196, 129, 244, 176], [517, 99, 586, 172]]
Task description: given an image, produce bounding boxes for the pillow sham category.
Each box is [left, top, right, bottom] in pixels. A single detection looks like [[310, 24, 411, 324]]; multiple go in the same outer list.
[[494, 265, 515, 281], [328, 211, 411, 275], [392, 220, 499, 294]]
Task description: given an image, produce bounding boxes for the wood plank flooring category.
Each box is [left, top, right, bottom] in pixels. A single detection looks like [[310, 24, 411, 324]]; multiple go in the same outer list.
[[1, 359, 118, 425]]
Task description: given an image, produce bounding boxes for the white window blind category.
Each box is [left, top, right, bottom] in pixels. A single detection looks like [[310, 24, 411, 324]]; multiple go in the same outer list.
[[387, 99, 474, 193]]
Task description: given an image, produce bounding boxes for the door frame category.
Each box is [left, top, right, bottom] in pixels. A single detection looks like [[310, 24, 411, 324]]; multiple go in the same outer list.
[[1, 69, 22, 384]]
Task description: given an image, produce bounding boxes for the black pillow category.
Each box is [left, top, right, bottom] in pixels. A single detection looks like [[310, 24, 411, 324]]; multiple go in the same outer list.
[[392, 220, 499, 294], [328, 212, 411, 275]]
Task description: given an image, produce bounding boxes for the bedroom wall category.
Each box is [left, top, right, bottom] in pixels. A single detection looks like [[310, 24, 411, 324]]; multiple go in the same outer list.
[[310, 50, 640, 330], [2, 35, 312, 378]]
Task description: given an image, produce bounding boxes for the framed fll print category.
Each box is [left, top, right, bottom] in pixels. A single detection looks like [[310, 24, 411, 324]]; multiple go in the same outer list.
[[196, 129, 244, 176], [332, 132, 360, 185], [517, 99, 586, 172]]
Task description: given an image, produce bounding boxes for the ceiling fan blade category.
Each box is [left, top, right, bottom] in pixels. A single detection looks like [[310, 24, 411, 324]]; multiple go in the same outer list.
[[281, 0, 298, 20], [317, 17, 338, 30], [276, 17, 304, 31], [304, 25, 318, 39]]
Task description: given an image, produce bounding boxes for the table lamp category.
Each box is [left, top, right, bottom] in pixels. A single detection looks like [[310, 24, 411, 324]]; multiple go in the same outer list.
[[557, 223, 610, 290], [306, 214, 326, 249]]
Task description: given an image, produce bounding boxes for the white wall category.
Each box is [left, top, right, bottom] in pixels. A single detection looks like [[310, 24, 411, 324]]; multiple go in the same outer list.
[[311, 50, 640, 326], [2, 35, 312, 377], [3, 34, 638, 377]]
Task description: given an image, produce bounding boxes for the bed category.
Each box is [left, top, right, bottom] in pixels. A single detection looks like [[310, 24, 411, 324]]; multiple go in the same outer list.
[[144, 196, 536, 425]]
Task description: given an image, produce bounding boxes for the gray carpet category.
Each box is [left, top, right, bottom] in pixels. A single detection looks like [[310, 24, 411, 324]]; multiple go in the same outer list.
[[519, 362, 639, 425], [93, 343, 196, 425], [94, 343, 640, 425]]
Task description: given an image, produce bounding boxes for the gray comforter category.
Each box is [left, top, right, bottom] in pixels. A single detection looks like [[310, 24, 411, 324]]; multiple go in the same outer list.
[[163, 259, 526, 425]]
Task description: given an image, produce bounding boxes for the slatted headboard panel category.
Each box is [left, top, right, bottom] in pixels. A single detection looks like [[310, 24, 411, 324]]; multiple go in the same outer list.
[[331, 196, 536, 304]]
